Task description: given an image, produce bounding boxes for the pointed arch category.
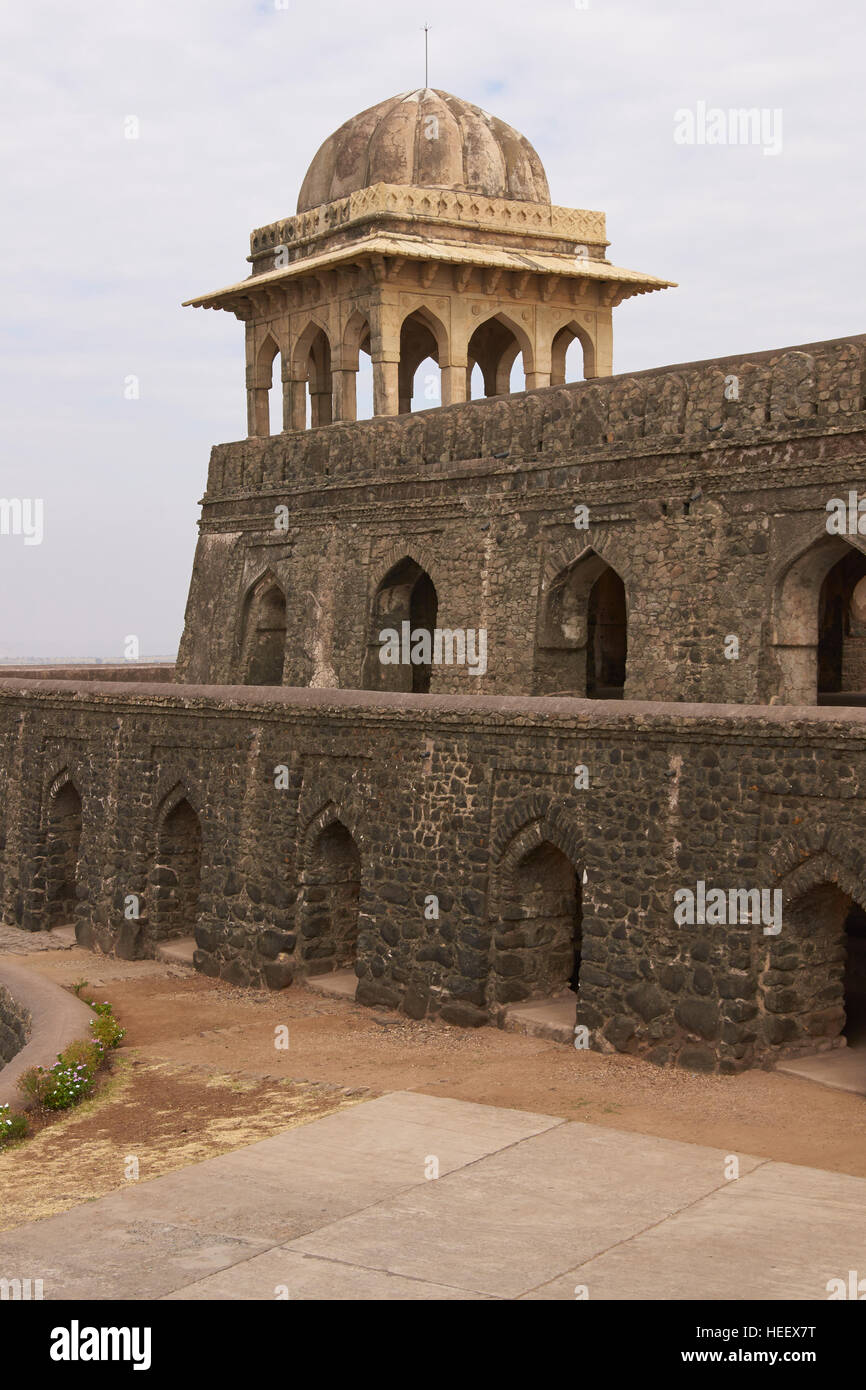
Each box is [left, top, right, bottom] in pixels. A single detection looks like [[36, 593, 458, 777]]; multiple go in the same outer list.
[[490, 809, 584, 1005], [398, 304, 450, 363], [550, 319, 596, 383], [466, 311, 535, 400], [398, 306, 449, 414], [148, 790, 202, 944], [239, 569, 287, 686], [759, 842, 866, 1057], [153, 778, 203, 830], [361, 553, 439, 693], [340, 310, 373, 421], [769, 529, 866, 704], [291, 318, 334, 428], [251, 332, 283, 437], [296, 804, 362, 979], [342, 310, 372, 370], [44, 773, 83, 927], [536, 546, 628, 697]]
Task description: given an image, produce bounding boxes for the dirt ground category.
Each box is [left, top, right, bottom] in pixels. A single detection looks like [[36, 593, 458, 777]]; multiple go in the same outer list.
[[2, 944, 866, 1232]]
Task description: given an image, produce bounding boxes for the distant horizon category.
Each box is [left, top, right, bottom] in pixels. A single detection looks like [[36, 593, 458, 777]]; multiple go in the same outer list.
[[0, 655, 177, 666]]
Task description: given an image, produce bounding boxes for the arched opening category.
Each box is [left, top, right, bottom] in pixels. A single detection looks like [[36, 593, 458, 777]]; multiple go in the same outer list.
[[362, 556, 439, 693], [550, 323, 595, 384], [45, 781, 82, 926], [297, 819, 361, 977], [241, 576, 287, 686], [411, 356, 441, 411], [342, 313, 373, 422], [535, 550, 627, 697], [305, 327, 332, 428], [253, 335, 281, 438], [150, 798, 201, 942], [466, 315, 528, 400], [771, 534, 866, 705], [817, 549, 866, 703], [399, 312, 443, 414], [496, 839, 582, 1003], [586, 566, 627, 698], [761, 880, 866, 1054]]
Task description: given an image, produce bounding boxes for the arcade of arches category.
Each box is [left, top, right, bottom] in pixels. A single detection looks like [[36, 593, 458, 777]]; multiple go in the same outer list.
[[248, 307, 595, 437]]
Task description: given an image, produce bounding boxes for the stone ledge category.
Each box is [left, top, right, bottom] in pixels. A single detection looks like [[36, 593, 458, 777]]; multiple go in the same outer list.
[[2, 677, 866, 734]]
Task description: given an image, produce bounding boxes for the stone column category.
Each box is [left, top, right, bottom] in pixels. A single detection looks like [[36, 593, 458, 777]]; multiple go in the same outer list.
[[289, 379, 307, 431], [594, 310, 613, 378], [441, 363, 467, 406], [331, 368, 357, 422], [372, 358, 399, 416], [525, 370, 551, 391]]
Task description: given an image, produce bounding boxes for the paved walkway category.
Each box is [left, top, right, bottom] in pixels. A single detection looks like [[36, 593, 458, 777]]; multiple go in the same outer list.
[[0, 1091, 861, 1300]]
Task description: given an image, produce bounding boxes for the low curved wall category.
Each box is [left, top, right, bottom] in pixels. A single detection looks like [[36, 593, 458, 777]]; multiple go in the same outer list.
[[0, 983, 30, 1067], [0, 963, 94, 1108]]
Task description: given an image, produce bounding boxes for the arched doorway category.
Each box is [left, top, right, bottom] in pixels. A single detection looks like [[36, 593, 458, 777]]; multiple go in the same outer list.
[[817, 549, 866, 703], [760, 879, 866, 1053], [495, 839, 582, 1003], [150, 797, 201, 942], [467, 315, 528, 399], [45, 781, 82, 926], [242, 576, 287, 686], [586, 566, 627, 698], [536, 549, 627, 697], [771, 534, 866, 704], [297, 819, 361, 977], [362, 556, 438, 693]]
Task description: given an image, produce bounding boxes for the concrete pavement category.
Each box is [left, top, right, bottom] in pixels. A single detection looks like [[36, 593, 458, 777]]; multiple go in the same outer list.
[[0, 1090, 862, 1300]]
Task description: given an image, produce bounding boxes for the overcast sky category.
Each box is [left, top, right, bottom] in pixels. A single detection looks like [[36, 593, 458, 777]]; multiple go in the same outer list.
[[0, 0, 863, 659]]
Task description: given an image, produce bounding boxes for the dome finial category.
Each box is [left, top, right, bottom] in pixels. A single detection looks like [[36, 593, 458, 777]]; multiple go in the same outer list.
[[422, 22, 431, 89]]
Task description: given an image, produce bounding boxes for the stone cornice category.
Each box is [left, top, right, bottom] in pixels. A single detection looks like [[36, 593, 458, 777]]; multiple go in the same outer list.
[[249, 183, 608, 262]]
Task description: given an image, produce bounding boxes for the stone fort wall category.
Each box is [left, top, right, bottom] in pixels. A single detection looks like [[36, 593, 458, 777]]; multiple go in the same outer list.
[[177, 335, 866, 705], [3, 677, 866, 1074]]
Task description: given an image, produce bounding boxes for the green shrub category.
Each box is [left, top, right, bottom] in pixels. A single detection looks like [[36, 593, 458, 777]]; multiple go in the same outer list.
[[18, 1047, 98, 1111], [61, 1037, 103, 1071], [0, 1104, 27, 1146], [89, 1008, 125, 1050], [14, 1001, 125, 1120]]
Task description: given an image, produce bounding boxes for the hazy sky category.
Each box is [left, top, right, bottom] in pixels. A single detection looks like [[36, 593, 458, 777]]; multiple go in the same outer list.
[[1, 0, 863, 659]]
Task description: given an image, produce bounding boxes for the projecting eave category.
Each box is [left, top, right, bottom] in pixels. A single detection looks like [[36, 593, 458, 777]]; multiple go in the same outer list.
[[183, 233, 675, 311]]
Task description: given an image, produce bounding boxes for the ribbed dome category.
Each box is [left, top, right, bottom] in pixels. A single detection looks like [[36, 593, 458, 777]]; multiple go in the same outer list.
[[297, 89, 551, 213]]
